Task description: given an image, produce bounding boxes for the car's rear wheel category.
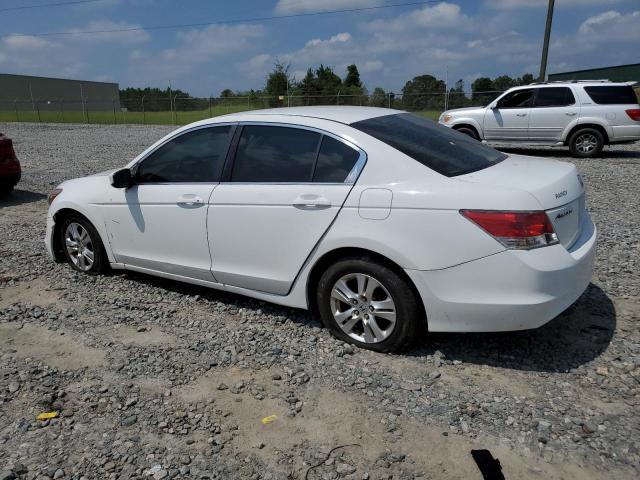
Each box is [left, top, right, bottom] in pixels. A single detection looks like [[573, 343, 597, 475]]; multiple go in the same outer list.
[[455, 126, 479, 140], [317, 257, 421, 352], [59, 215, 108, 274], [568, 128, 604, 158]]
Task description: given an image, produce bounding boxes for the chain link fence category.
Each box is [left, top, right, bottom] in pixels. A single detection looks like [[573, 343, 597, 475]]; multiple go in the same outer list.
[[0, 90, 507, 125]]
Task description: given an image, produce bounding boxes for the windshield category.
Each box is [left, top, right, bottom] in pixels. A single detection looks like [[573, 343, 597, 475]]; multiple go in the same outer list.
[[351, 113, 507, 177]]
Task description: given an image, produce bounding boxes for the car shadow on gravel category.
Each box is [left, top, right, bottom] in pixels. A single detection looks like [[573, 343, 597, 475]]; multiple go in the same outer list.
[[0, 189, 47, 208], [406, 283, 616, 373], [498, 146, 640, 159]]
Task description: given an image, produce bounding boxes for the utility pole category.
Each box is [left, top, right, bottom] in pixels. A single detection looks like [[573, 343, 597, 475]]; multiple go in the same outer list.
[[538, 0, 555, 82]]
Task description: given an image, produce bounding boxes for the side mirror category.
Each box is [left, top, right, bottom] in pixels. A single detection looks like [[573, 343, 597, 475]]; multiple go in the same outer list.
[[490, 103, 498, 110], [111, 168, 133, 188]]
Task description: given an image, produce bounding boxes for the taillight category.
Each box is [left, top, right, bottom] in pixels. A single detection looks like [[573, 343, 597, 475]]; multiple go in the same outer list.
[[48, 188, 63, 205], [460, 210, 558, 250], [625, 109, 640, 121]]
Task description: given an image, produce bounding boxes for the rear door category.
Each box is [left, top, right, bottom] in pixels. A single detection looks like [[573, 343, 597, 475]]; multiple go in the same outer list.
[[483, 88, 533, 141], [208, 124, 364, 295], [528, 87, 578, 142]]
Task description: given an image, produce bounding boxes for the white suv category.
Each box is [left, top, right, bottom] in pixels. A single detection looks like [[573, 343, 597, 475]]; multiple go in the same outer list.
[[439, 81, 640, 157]]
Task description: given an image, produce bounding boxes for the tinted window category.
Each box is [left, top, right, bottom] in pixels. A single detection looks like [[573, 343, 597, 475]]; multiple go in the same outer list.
[[137, 126, 232, 183], [534, 87, 575, 107], [351, 113, 506, 177], [313, 136, 360, 183], [232, 126, 321, 182], [584, 86, 638, 105], [497, 89, 534, 108]]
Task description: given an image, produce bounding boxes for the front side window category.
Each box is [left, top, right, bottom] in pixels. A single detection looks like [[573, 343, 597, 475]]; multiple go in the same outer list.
[[136, 126, 233, 183], [231, 126, 321, 182], [584, 86, 638, 105], [496, 89, 534, 109], [533, 87, 575, 107], [351, 113, 506, 177]]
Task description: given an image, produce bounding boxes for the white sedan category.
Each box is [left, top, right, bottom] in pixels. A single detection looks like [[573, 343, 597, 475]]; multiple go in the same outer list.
[[45, 107, 597, 352]]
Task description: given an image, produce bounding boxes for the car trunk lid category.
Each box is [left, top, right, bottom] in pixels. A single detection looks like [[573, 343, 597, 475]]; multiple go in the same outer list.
[[456, 154, 585, 248]]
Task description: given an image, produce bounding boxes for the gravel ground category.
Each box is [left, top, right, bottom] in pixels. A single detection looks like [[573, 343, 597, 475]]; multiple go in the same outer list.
[[1, 122, 639, 480]]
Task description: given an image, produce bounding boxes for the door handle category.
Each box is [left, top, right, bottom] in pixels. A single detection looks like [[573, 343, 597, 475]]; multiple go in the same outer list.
[[177, 194, 203, 206], [292, 195, 331, 210], [565, 112, 577, 116], [516, 113, 527, 117]]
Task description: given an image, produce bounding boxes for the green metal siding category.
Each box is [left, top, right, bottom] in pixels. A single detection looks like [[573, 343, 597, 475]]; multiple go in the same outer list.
[[548, 63, 640, 84]]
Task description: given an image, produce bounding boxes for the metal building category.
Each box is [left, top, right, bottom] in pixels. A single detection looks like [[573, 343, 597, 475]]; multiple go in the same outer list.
[[548, 63, 640, 84], [0, 73, 120, 112]]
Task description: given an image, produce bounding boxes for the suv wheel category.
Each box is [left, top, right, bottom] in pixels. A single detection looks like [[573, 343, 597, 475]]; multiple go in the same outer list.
[[568, 128, 604, 158], [59, 215, 108, 274], [317, 257, 422, 352], [455, 126, 479, 140]]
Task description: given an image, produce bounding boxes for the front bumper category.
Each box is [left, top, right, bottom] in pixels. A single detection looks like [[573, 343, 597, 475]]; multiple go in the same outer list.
[[406, 212, 597, 332]]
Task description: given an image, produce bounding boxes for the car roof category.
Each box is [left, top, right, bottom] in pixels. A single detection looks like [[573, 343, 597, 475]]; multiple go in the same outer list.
[[508, 81, 636, 90], [211, 106, 403, 125]]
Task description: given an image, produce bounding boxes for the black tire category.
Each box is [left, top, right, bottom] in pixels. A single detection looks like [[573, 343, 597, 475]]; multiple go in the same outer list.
[[317, 257, 422, 353], [568, 128, 604, 158], [0, 184, 13, 196], [455, 126, 479, 140], [58, 214, 109, 274]]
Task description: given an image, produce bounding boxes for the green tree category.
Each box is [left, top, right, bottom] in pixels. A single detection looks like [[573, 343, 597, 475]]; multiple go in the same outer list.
[[344, 64, 362, 89], [471, 77, 496, 105], [220, 89, 234, 98], [316, 64, 342, 97], [492, 75, 518, 93], [370, 87, 387, 107], [401, 74, 446, 110], [447, 78, 467, 108], [299, 68, 319, 105], [517, 73, 535, 85], [265, 61, 291, 106]]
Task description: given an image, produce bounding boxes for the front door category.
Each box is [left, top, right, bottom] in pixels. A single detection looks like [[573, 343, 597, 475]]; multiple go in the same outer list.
[[106, 125, 234, 281], [209, 125, 363, 295], [483, 88, 534, 141], [528, 87, 579, 142]]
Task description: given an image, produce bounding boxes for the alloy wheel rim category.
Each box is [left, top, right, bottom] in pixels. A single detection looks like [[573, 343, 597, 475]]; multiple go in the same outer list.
[[330, 273, 397, 344], [575, 134, 597, 153], [65, 222, 94, 271]]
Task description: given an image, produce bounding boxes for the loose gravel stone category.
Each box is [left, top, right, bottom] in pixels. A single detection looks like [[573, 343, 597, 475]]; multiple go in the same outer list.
[[1, 123, 639, 479]]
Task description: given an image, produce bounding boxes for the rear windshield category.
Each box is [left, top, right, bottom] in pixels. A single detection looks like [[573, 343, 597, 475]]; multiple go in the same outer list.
[[351, 113, 506, 177], [584, 86, 638, 105]]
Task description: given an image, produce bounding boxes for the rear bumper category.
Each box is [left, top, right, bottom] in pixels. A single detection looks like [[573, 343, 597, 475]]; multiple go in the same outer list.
[[45, 214, 56, 260], [611, 124, 640, 142], [406, 211, 597, 332]]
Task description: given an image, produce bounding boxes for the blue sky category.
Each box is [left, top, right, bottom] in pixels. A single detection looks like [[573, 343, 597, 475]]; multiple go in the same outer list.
[[0, 0, 638, 96]]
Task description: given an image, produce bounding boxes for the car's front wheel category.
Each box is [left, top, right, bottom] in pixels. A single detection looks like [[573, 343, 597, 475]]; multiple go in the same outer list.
[[317, 257, 422, 352], [59, 215, 108, 274], [568, 128, 604, 158]]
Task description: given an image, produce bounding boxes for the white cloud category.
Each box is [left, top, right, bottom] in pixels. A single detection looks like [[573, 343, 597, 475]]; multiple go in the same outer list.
[[275, 0, 384, 14], [360, 60, 384, 72], [364, 2, 467, 32], [66, 20, 150, 44], [485, 0, 621, 8], [578, 10, 640, 38], [305, 32, 352, 47], [2, 34, 52, 49]]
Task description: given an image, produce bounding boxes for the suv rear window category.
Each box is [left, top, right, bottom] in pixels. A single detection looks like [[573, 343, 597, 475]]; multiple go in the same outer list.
[[584, 86, 638, 105], [351, 113, 507, 177]]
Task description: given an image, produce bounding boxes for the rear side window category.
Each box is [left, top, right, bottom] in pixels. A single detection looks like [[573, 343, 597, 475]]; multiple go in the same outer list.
[[137, 126, 233, 183], [496, 89, 534, 109], [534, 87, 575, 107], [584, 86, 638, 105], [351, 113, 506, 177], [232, 126, 321, 182], [313, 136, 360, 183]]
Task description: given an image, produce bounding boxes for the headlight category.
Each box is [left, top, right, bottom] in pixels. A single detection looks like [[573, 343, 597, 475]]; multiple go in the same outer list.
[[48, 188, 63, 205], [443, 114, 452, 123]]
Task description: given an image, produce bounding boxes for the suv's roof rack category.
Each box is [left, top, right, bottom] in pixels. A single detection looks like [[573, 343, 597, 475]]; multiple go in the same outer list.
[[530, 79, 611, 85]]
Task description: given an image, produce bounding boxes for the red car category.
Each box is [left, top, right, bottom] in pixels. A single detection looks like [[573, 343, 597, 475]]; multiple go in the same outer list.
[[0, 133, 21, 194]]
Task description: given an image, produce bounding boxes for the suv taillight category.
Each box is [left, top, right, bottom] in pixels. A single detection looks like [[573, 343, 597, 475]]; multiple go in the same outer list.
[[625, 109, 640, 121], [460, 210, 558, 250]]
